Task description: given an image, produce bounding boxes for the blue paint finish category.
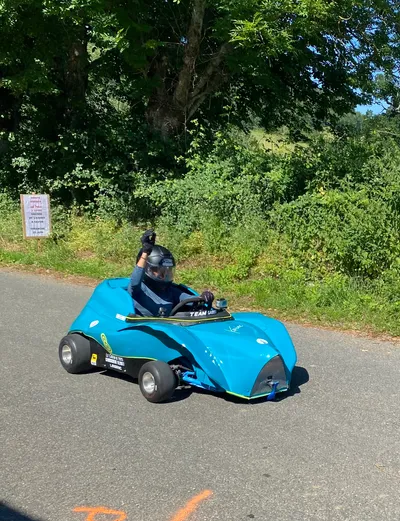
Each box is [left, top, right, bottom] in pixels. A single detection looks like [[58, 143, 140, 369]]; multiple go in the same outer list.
[[67, 278, 297, 400], [231, 312, 297, 373]]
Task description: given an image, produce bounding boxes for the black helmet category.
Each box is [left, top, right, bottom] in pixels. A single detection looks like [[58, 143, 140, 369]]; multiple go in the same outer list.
[[137, 245, 176, 291]]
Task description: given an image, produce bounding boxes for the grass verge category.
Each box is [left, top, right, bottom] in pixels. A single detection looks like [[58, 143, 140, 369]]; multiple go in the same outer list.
[[1, 199, 400, 340], [1, 241, 400, 340]]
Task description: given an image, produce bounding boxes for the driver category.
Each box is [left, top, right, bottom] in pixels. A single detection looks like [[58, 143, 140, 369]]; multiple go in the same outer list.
[[128, 230, 214, 317]]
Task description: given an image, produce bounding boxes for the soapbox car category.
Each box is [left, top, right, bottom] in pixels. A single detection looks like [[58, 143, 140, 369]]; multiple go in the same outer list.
[[58, 278, 297, 403]]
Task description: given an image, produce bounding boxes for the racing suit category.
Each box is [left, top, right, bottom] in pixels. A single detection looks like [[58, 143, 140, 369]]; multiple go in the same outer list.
[[128, 265, 193, 317]]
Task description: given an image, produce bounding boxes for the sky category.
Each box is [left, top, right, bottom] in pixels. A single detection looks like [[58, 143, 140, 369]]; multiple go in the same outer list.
[[356, 102, 388, 115]]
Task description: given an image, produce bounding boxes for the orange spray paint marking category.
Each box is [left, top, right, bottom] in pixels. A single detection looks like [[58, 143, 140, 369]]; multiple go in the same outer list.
[[73, 506, 127, 521], [170, 490, 213, 521]]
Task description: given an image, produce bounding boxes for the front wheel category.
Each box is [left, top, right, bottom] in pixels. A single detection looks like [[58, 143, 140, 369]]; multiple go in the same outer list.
[[138, 361, 177, 403], [59, 334, 92, 374]]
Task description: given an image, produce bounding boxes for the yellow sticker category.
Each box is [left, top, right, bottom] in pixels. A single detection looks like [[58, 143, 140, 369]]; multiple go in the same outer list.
[[91, 354, 97, 365], [100, 333, 112, 354]]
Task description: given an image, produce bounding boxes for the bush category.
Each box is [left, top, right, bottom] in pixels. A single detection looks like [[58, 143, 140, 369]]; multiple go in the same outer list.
[[66, 216, 142, 263], [0, 193, 22, 245], [273, 189, 400, 278], [135, 127, 292, 231]]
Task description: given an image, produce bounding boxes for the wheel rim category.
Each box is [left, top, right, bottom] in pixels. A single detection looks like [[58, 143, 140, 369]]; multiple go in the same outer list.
[[61, 345, 72, 365], [142, 372, 156, 394]]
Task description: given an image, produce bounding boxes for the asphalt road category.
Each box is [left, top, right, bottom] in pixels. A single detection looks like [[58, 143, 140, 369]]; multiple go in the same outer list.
[[1, 270, 399, 521]]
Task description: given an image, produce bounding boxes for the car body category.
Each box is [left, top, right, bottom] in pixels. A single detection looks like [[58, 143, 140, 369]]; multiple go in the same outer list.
[[60, 278, 297, 402]]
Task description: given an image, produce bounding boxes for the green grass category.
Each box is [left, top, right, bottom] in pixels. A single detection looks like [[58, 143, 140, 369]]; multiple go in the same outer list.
[[176, 266, 400, 337], [0, 248, 127, 279], [1, 202, 400, 338]]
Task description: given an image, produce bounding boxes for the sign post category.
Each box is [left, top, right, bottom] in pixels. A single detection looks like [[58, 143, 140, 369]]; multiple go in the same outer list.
[[20, 194, 52, 247]]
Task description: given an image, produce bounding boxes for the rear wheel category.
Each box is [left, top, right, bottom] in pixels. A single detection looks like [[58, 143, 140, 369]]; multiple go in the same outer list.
[[59, 334, 92, 374], [138, 361, 177, 403]]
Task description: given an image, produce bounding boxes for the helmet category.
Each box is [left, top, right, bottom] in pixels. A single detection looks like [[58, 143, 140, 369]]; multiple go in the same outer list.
[[137, 245, 176, 291]]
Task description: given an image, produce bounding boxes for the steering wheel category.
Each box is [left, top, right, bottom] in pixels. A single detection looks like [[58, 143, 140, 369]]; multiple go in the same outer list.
[[170, 296, 208, 316]]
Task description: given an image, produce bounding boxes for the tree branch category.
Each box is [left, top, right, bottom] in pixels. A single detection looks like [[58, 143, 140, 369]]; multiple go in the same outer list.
[[187, 68, 228, 120], [189, 42, 230, 105]]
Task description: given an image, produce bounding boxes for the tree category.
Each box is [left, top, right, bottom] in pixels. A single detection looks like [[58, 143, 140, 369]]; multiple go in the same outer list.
[[374, 73, 400, 116], [0, 0, 93, 139], [1, 0, 399, 139], [104, 0, 400, 136]]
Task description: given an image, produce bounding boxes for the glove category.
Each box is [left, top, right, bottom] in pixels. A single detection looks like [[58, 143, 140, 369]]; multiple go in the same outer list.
[[141, 229, 156, 254], [201, 290, 214, 305]]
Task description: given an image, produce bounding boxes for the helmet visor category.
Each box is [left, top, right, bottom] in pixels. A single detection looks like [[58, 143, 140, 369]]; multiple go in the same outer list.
[[145, 264, 175, 282]]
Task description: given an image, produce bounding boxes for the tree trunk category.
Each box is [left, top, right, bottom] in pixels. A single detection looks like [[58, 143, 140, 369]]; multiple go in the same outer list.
[[146, 54, 184, 137], [173, 0, 206, 109], [145, 1, 230, 138], [63, 27, 89, 128]]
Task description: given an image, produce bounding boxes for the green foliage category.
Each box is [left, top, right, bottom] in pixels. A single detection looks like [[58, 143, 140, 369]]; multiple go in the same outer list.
[[137, 127, 290, 231], [1, 1, 400, 336], [0, 96, 180, 220], [134, 113, 400, 285], [0, 193, 32, 250], [2, 198, 400, 336], [67, 216, 139, 263], [1, 0, 399, 226], [274, 189, 400, 278]]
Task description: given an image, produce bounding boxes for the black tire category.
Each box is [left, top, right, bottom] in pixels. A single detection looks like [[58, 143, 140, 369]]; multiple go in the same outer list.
[[59, 334, 92, 374], [138, 361, 177, 403]]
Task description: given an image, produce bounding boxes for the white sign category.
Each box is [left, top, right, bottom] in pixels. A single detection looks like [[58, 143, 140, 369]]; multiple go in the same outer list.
[[20, 194, 51, 239]]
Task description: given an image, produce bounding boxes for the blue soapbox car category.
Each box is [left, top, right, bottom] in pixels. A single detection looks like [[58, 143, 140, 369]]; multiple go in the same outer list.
[[59, 278, 297, 403]]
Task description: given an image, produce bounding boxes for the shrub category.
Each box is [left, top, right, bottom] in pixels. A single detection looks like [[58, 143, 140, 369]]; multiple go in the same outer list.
[[273, 189, 400, 278], [135, 128, 292, 231]]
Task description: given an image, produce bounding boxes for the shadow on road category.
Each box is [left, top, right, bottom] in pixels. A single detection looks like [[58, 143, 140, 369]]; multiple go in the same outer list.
[[99, 365, 309, 405], [275, 365, 309, 400], [100, 369, 194, 403], [0, 503, 44, 521]]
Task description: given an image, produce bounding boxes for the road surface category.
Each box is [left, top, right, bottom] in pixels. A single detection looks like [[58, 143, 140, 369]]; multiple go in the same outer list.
[[1, 270, 399, 521]]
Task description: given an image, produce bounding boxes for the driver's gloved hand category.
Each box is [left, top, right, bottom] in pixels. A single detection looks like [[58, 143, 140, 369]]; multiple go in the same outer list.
[[141, 229, 156, 254], [201, 290, 214, 306]]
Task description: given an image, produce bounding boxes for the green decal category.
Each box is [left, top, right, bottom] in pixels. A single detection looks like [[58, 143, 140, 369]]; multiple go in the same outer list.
[[100, 333, 112, 354]]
